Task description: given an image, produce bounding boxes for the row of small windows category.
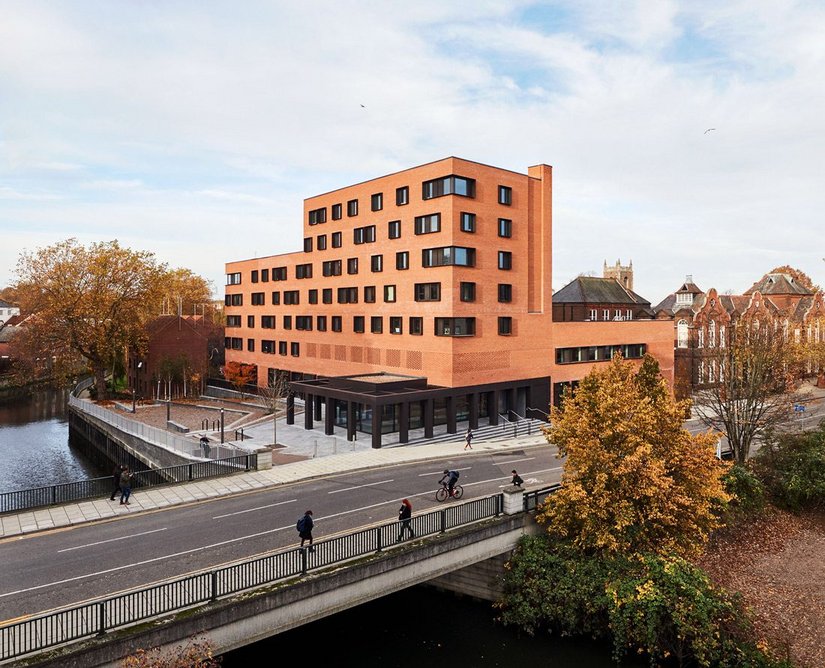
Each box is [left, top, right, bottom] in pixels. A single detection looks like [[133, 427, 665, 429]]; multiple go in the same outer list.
[[227, 282, 513, 311], [555, 343, 646, 365], [588, 309, 635, 321]]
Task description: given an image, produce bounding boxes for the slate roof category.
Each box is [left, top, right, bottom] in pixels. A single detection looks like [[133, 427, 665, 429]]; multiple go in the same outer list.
[[745, 273, 812, 296], [553, 276, 651, 306]]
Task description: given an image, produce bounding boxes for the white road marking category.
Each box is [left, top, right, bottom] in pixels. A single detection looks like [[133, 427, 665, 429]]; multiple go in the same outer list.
[[495, 456, 536, 466], [213, 499, 296, 519], [57, 528, 168, 553], [328, 479, 394, 494], [418, 466, 472, 478]]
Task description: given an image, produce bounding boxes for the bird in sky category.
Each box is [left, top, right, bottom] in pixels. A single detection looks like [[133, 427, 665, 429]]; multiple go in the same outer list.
[[360, 104, 366, 108], [704, 128, 716, 134]]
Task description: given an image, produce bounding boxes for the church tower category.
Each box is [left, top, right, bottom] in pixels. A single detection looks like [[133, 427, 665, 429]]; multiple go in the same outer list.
[[603, 259, 633, 291]]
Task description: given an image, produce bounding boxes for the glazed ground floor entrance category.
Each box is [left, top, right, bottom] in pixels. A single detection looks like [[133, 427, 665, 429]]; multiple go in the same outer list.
[[286, 373, 551, 449]]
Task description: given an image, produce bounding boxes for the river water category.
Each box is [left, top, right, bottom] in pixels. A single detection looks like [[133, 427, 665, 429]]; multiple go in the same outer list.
[[0, 390, 642, 667]]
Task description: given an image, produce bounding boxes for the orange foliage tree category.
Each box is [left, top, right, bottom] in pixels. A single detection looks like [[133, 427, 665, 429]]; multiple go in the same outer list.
[[223, 360, 257, 398]]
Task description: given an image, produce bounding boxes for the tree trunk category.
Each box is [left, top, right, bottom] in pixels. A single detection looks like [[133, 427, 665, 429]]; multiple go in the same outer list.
[[95, 366, 107, 400]]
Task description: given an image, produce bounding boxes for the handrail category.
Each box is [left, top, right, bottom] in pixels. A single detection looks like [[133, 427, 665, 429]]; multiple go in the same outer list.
[[0, 488, 559, 662], [527, 406, 550, 419]]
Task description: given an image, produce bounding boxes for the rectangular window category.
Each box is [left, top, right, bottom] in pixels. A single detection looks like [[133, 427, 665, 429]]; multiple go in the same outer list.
[[308, 207, 327, 225], [371, 193, 383, 211], [371, 254, 383, 272], [279, 341, 287, 356], [422, 246, 476, 267], [262, 340, 274, 354], [296, 315, 313, 331], [283, 315, 292, 330], [251, 270, 259, 283], [227, 294, 243, 306], [626, 309, 633, 320], [332, 231, 342, 248], [271, 291, 280, 305], [384, 285, 396, 303], [396, 186, 409, 206], [317, 315, 327, 331], [364, 285, 376, 303], [353, 225, 376, 244], [261, 315, 276, 329], [347, 199, 358, 217], [498, 284, 512, 303], [322, 288, 333, 304], [332, 315, 342, 332], [388, 220, 401, 239], [226, 272, 241, 285], [303, 237, 313, 253], [322, 260, 342, 276], [498, 251, 512, 270], [498, 218, 512, 238], [316, 234, 327, 251], [284, 290, 299, 305], [261, 268, 269, 282], [396, 251, 409, 270], [338, 287, 358, 304], [226, 315, 241, 327], [347, 257, 359, 275], [291, 342, 300, 357], [332, 203, 342, 220], [498, 185, 512, 205], [296, 263, 313, 279], [414, 213, 441, 235], [308, 289, 318, 304], [390, 316, 402, 334], [589, 309, 597, 320], [272, 267, 287, 281], [231, 337, 242, 350], [409, 317, 423, 335], [371, 316, 383, 334], [603, 309, 610, 320], [251, 292, 265, 305], [460, 282, 475, 302], [460, 212, 476, 233], [353, 316, 365, 333], [498, 317, 512, 335], [247, 315, 255, 328], [414, 282, 441, 302], [422, 175, 476, 200], [435, 317, 476, 337]]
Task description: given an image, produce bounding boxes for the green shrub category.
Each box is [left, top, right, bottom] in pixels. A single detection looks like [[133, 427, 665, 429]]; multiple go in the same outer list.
[[752, 426, 825, 511], [722, 464, 766, 520]]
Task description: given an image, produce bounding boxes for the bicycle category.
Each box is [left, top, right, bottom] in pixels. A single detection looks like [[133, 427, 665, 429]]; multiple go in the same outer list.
[[436, 482, 464, 502]]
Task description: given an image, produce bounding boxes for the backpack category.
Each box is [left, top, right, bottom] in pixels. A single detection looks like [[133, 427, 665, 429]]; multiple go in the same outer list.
[[296, 516, 307, 533], [452, 470, 459, 480]]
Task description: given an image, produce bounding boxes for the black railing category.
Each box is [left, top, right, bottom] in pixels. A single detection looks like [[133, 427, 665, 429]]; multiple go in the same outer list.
[[0, 490, 556, 662], [0, 454, 257, 515], [523, 483, 560, 512]]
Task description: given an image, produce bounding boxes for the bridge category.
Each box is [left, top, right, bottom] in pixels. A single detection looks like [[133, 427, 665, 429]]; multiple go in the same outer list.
[[0, 486, 555, 667]]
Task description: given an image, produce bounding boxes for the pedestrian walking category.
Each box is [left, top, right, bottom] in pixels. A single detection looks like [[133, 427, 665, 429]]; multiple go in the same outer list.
[[119, 466, 133, 505], [464, 427, 473, 450], [511, 469, 524, 487], [397, 498, 414, 541], [109, 464, 124, 501], [297, 510, 314, 551], [200, 435, 211, 458]]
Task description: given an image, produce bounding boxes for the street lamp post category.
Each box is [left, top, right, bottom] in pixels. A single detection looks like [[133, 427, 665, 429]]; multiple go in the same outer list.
[[220, 407, 225, 444], [132, 361, 142, 413]]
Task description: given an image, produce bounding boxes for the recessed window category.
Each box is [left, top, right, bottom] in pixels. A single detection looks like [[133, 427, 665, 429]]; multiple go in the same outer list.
[[251, 292, 265, 305], [303, 237, 313, 253], [384, 285, 396, 303], [291, 342, 300, 357], [296, 263, 312, 279], [332, 316, 342, 332], [409, 317, 423, 335], [460, 282, 475, 302], [353, 316, 365, 333], [371, 193, 383, 211], [435, 317, 476, 337], [284, 290, 299, 305], [414, 282, 441, 302], [261, 315, 275, 328], [261, 268, 269, 282], [226, 315, 241, 327], [347, 257, 359, 275], [283, 315, 292, 330], [498, 251, 512, 270], [231, 337, 243, 350], [332, 231, 342, 248], [371, 254, 383, 272], [226, 272, 241, 285], [226, 294, 243, 306], [498, 185, 512, 205], [296, 316, 313, 331], [308, 289, 318, 305], [338, 287, 358, 304], [247, 315, 255, 328], [422, 175, 476, 200], [498, 284, 512, 303], [498, 317, 512, 335], [272, 267, 287, 281], [460, 212, 476, 233], [277, 341, 286, 355], [364, 285, 376, 303], [322, 260, 342, 277], [271, 291, 280, 305], [309, 207, 326, 225], [396, 251, 409, 270], [322, 288, 333, 304], [262, 340, 274, 354], [347, 199, 358, 217], [317, 315, 327, 331], [251, 270, 259, 283], [396, 186, 409, 206], [388, 220, 401, 239], [422, 246, 476, 268], [390, 316, 402, 334], [414, 213, 441, 235], [371, 316, 383, 334], [354, 225, 376, 244], [247, 338, 255, 352], [332, 203, 342, 220], [316, 234, 327, 251], [498, 218, 512, 238]]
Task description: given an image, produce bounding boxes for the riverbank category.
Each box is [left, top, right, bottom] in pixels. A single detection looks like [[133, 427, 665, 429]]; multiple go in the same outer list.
[[697, 507, 825, 668]]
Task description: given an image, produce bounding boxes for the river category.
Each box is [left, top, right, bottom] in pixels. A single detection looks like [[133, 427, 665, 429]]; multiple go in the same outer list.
[[0, 390, 641, 667]]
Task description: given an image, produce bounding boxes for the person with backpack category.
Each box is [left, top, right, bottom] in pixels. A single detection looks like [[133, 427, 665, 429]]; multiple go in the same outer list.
[[440, 469, 460, 497], [511, 469, 524, 487], [397, 498, 414, 541], [297, 510, 314, 551]]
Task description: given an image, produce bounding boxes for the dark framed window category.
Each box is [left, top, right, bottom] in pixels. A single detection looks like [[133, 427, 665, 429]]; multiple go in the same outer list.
[[251, 292, 265, 305], [396, 251, 409, 270], [498, 251, 512, 270], [390, 317, 402, 334], [332, 316, 342, 332], [322, 288, 333, 304], [317, 315, 327, 331], [231, 337, 242, 350], [347, 257, 359, 275], [247, 338, 255, 352], [291, 342, 300, 357], [409, 317, 423, 335], [498, 185, 512, 205], [271, 291, 280, 305], [226, 315, 241, 327], [353, 225, 376, 244], [262, 340, 274, 354], [296, 316, 313, 331], [226, 272, 241, 285], [226, 294, 243, 306], [422, 246, 476, 267], [247, 315, 255, 328], [347, 199, 358, 217], [309, 207, 326, 225], [284, 290, 300, 305], [251, 270, 259, 283], [279, 341, 287, 355], [261, 268, 269, 282], [498, 283, 512, 302], [273, 267, 287, 281], [460, 212, 476, 233], [384, 285, 396, 303], [338, 287, 358, 304], [371, 254, 383, 272], [422, 175, 476, 200], [371, 316, 383, 334], [435, 317, 476, 337], [414, 213, 440, 235], [460, 282, 475, 302], [308, 289, 318, 304], [261, 315, 275, 328], [498, 317, 512, 335], [414, 282, 441, 302], [283, 315, 292, 330], [332, 231, 342, 248], [353, 316, 365, 333], [498, 218, 512, 238], [364, 285, 376, 303], [303, 237, 313, 253], [371, 193, 383, 211], [296, 263, 312, 279], [396, 186, 409, 206], [322, 260, 342, 276], [388, 220, 401, 239], [317, 234, 327, 250], [332, 203, 342, 220]]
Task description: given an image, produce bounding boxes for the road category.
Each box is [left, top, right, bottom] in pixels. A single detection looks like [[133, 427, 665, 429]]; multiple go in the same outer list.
[[0, 446, 563, 623]]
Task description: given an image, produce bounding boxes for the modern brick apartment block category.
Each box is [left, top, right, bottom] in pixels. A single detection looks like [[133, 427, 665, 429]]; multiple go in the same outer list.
[[225, 157, 554, 447]]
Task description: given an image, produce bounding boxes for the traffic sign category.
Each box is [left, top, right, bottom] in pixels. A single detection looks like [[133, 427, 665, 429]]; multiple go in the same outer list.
[[793, 403, 806, 413]]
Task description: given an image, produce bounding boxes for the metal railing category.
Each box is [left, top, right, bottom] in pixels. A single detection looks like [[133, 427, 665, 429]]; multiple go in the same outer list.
[[0, 455, 257, 515], [0, 488, 557, 662], [526, 406, 550, 421]]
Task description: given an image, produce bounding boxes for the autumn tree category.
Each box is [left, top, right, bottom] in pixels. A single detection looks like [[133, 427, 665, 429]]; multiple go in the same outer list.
[[12, 239, 166, 398], [540, 354, 730, 559], [693, 316, 802, 465], [223, 360, 256, 398], [159, 268, 214, 317], [765, 265, 820, 292]]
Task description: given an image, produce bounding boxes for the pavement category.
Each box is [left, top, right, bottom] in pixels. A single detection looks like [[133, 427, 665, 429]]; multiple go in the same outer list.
[[0, 413, 552, 539]]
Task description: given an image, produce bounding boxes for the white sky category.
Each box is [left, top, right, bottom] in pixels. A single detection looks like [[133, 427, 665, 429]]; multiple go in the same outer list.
[[2, 1, 824, 303]]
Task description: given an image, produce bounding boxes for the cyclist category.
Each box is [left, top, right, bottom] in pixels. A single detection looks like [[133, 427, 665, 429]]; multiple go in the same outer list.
[[440, 469, 460, 497]]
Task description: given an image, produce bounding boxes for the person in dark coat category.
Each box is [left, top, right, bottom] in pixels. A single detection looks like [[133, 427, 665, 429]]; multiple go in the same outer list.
[[511, 469, 524, 487], [464, 427, 474, 450], [109, 464, 124, 501], [397, 498, 414, 541], [298, 510, 314, 551], [200, 435, 211, 458], [119, 466, 133, 505]]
